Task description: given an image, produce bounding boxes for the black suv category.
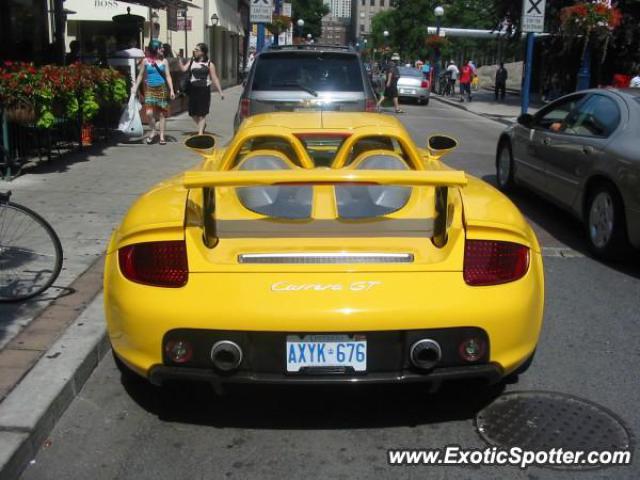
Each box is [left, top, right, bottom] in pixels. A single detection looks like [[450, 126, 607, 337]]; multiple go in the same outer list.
[[234, 45, 377, 131]]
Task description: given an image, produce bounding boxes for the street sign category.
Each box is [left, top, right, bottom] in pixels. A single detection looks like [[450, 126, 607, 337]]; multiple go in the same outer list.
[[250, 0, 272, 23], [522, 0, 546, 33], [282, 2, 292, 17]]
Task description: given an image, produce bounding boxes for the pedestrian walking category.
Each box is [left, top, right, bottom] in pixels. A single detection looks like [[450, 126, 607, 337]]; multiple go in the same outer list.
[[178, 43, 224, 135], [376, 60, 403, 113], [421, 60, 431, 81], [459, 60, 473, 102], [132, 40, 175, 145], [629, 69, 640, 88], [495, 62, 508, 101], [446, 61, 459, 97], [469, 60, 479, 90]]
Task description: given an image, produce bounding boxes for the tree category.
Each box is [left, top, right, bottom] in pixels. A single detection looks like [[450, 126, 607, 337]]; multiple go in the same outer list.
[[370, 0, 498, 62], [491, 0, 640, 85], [292, 0, 329, 39]]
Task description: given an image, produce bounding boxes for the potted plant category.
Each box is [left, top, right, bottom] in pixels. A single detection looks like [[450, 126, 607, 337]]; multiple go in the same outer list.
[[560, 1, 622, 88]]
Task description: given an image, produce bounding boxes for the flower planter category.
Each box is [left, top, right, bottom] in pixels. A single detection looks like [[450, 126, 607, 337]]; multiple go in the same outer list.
[[81, 123, 94, 146], [4, 102, 37, 125]]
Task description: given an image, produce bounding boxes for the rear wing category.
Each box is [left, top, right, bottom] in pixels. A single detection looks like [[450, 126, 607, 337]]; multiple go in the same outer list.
[[182, 169, 467, 248]]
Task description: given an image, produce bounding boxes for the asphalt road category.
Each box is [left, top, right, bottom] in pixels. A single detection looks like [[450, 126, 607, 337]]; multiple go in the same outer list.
[[20, 100, 639, 479]]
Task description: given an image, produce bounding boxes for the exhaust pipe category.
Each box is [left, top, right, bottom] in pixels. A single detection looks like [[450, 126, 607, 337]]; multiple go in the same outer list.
[[210, 340, 243, 372], [410, 339, 442, 370]]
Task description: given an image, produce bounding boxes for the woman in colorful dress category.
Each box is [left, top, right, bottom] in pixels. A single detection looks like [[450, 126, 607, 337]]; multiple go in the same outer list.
[[132, 40, 175, 145], [178, 43, 223, 135]]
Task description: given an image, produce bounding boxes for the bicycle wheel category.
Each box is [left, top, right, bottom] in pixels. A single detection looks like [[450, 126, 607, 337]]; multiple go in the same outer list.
[[0, 201, 63, 302]]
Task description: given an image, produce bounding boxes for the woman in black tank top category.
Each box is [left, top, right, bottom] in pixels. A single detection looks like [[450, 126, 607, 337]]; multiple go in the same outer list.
[[178, 43, 224, 135]]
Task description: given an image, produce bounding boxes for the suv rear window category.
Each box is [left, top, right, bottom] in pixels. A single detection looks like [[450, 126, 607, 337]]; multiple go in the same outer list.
[[252, 53, 364, 92]]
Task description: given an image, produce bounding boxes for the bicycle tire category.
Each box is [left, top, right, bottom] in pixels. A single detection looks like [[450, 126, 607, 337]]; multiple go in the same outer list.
[[0, 201, 63, 302]]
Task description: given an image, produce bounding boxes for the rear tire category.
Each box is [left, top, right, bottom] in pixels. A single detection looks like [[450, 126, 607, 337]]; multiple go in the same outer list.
[[496, 140, 516, 191], [585, 182, 629, 260]]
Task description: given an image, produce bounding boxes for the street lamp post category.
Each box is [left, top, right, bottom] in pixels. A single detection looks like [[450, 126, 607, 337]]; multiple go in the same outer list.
[[150, 11, 159, 40], [210, 13, 219, 66], [433, 6, 444, 93], [383, 30, 389, 57], [297, 19, 304, 44], [182, 9, 188, 57]]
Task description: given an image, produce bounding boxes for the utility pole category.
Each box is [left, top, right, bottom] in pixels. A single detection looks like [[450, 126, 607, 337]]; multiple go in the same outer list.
[[273, 0, 281, 46]]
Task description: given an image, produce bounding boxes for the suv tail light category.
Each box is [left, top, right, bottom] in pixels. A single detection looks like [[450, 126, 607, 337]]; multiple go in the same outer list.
[[119, 241, 188, 287], [365, 98, 377, 112], [240, 98, 250, 118], [463, 240, 529, 286], [421, 80, 430, 89]]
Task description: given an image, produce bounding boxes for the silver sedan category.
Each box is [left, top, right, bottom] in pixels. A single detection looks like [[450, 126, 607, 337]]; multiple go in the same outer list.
[[495, 88, 640, 259], [396, 67, 430, 105]]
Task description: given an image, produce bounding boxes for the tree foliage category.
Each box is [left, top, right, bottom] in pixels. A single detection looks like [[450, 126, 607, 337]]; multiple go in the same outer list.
[[292, 0, 330, 39], [369, 0, 497, 62]]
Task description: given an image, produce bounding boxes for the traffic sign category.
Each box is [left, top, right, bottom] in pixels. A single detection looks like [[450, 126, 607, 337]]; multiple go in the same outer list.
[[282, 2, 292, 17], [250, 0, 272, 23], [522, 0, 546, 33]]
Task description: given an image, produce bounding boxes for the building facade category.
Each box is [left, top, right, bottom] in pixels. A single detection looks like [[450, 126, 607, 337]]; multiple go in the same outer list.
[[323, 0, 352, 19], [350, 0, 393, 42], [0, 0, 248, 88], [319, 16, 349, 45]]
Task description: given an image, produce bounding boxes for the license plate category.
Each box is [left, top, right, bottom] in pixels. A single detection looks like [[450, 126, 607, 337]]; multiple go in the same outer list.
[[286, 335, 366, 372]]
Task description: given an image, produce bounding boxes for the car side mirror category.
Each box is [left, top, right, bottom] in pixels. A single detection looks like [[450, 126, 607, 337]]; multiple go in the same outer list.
[[517, 113, 534, 128], [185, 134, 216, 155], [427, 134, 458, 160]]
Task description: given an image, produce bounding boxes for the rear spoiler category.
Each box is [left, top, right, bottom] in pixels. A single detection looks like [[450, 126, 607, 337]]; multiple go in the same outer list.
[[182, 169, 467, 248]]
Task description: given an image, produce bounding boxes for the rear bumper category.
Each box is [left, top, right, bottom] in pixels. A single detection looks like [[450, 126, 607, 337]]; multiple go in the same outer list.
[[149, 363, 503, 386], [398, 87, 430, 99]]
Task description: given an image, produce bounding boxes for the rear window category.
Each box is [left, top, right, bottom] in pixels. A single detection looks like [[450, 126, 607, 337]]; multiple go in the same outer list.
[[398, 67, 421, 77], [294, 134, 350, 167], [252, 53, 364, 92]]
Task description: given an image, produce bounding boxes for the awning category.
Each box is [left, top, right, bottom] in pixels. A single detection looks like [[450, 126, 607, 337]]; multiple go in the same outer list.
[[122, 0, 200, 9]]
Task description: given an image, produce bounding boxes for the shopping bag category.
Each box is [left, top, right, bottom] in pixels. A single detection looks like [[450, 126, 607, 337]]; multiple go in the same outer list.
[[118, 94, 143, 138]]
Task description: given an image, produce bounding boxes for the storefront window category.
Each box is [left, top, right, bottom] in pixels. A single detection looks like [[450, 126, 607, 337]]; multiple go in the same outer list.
[[1, 0, 49, 63]]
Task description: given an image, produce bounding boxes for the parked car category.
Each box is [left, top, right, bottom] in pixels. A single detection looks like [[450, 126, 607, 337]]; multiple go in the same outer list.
[[397, 66, 430, 105], [105, 112, 544, 390], [496, 88, 640, 258], [234, 45, 377, 131]]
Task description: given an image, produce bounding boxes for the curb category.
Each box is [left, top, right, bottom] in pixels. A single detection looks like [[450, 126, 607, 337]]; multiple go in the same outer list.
[[0, 294, 108, 480], [432, 95, 516, 127]]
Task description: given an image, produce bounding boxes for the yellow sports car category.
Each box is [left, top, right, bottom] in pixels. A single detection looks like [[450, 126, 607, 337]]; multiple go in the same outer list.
[[104, 112, 544, 390]]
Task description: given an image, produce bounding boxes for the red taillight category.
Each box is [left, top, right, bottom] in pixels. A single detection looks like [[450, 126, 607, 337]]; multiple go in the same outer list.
[[240, 98, 250, 118], [118, 241, 188, 287], [421, 80, 430, 89], [365, 98, 377, 112], [463, 240, 529, 286]]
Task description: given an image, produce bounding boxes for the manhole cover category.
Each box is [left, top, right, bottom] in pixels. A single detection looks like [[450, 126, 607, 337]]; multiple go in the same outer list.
[[475, 391, 633, 470]]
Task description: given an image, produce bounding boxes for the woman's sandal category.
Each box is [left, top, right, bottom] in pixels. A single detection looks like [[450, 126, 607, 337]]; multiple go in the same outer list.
[[395, 109, 405, 114], [159, 139, 167, 145], [145, 133, 157, 144]]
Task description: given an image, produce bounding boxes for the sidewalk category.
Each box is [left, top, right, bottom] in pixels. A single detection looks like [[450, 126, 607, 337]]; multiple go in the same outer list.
[[0, 86, 243, 479], [432, 88, 541, 124]]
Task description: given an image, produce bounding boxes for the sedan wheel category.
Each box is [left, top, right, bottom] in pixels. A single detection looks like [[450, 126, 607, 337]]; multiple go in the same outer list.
[[586, 184, 628, 259], [496, 141, 515, 191]]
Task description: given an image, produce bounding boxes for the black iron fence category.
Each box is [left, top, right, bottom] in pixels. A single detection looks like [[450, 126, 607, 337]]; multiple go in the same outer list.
[[0, 104, 123, 180]]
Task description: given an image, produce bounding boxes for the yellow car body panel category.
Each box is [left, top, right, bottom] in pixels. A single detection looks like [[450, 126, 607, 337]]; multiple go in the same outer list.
[[104, 112, 544, 385]]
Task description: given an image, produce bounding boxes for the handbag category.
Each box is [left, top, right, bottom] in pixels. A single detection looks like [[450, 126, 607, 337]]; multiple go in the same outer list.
[[179, 59, 194, 94], [117, 94, 143, 138]]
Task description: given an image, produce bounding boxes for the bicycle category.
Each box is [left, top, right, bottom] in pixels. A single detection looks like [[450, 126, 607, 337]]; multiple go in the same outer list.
[[0, 191, 63, 302]]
